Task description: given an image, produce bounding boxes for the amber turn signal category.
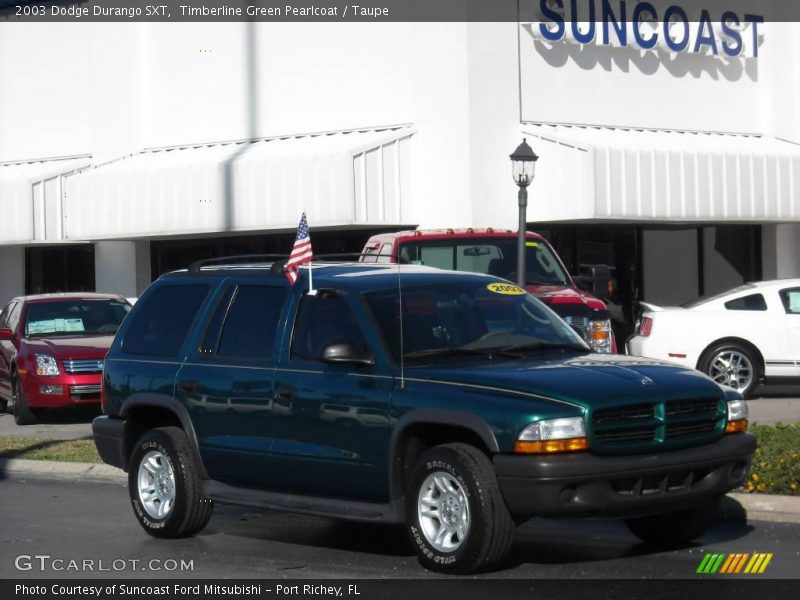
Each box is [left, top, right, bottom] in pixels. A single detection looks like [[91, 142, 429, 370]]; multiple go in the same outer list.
[[514, 437, 588, 454], [726, 419, 748, 434]]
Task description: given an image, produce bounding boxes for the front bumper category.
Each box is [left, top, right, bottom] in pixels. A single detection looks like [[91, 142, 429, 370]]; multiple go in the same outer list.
[[494, 432, 755, 518], [22, 373, 102, 408]]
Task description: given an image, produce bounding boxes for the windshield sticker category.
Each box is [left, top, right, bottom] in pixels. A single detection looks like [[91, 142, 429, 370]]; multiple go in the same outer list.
[[525, 241, 539, 247], [487, 283, 526, 295], [27, 318, 85, 335]]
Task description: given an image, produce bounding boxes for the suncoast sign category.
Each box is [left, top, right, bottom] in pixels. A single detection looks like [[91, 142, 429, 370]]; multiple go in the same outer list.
[[529, 0, 764, 58]]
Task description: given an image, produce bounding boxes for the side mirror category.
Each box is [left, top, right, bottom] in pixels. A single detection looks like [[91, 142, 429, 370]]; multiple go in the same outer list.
[[0, 328, 13, 341], [575, 265, 613, 300], [321, 343, 374, 366]]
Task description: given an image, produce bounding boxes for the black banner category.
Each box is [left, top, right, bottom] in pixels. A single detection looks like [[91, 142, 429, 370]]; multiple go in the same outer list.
[[2, 579, 799, 600], [0, 0, 797, 23]]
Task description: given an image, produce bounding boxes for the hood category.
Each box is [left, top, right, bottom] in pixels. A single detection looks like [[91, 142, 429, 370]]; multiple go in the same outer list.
[[23, 335, 115, 359], [527, 284, 607, 312], [408, 352, 723, 412]]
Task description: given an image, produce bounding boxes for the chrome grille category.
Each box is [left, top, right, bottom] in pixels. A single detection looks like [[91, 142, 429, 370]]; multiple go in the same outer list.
[[63, 359, 104, 374], [69, 384, 101, 396]]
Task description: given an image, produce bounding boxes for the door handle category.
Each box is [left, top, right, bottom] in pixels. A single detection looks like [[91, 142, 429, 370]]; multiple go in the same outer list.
[[178, 379, 197, 394], [276, 387, 294, 401]]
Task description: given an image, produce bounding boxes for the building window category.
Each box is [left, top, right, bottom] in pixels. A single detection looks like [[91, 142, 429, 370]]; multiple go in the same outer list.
[[25, 244, 95, 295]]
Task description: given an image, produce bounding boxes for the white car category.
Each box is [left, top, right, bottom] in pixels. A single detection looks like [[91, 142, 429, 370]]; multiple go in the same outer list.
[[627, 279, 800, 397]]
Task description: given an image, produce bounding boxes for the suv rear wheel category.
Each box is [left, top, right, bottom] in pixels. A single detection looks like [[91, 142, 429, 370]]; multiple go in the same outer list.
[[624, 499, 718, 544], [128, 426, 213, 538], [405, 443, 514, 574]]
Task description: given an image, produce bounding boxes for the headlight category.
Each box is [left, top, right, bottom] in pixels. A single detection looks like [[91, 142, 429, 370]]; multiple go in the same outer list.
[[35, 354, 60, 376], [587, 319, 612, 353], [514, 416, 588, 454], [726, 399, 749, 433]]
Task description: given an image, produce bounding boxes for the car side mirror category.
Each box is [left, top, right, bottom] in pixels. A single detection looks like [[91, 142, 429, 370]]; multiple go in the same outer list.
[[321, 343, 374, 366], [0, 328, 13, 341]]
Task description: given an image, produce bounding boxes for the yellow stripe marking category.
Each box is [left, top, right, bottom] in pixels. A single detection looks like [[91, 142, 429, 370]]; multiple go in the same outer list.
[[743, 555, 759, 573], [757, 554, 773, 573]]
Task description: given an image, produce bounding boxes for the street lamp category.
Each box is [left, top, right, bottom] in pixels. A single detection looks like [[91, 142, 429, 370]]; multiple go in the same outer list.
[[509, 138, 539, 288]]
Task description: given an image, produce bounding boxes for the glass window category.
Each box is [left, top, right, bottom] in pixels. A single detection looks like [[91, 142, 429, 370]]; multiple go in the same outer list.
[[361, 246, 379, 263], [0, 302, 11, 329], [123, 285, 209, 357], [724, 294, 767, 312], [780, 288, 800, 315], [376, 243, 394, 264], [6, 302, 21, 331], [197, 286, 236, 356], [365, 281, 586, 363], [24, 299, 130, 336], [217, 286, 286, 360], [400, 237, 569, 285], [290, 292, 370, 362]]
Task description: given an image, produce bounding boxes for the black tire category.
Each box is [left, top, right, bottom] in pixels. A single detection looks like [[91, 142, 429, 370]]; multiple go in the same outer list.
[[128, 426, 213, 538], [698, 342, 761, 398], [12, 378, 37, 425], [405, 443, 515, 574], [624, 500, 718, 544]]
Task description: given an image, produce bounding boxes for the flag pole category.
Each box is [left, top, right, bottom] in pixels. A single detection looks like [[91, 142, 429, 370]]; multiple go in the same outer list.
[[308, 257, 315, 295]]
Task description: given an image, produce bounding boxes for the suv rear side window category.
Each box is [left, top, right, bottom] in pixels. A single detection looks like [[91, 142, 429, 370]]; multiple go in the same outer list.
[[290, 293, 370, 362], [216, 285, 286, 360], [122, 285, 209, 357]]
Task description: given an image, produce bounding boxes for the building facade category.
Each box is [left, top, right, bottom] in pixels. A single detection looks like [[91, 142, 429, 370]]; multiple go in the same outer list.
[[2, 4, 800, 338]]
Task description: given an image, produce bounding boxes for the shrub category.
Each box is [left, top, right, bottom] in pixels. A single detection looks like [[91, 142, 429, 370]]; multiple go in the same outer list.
[[745, 422, 800, 496]]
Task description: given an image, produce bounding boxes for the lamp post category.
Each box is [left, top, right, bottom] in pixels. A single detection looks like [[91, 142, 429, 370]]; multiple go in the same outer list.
[[509, 138, 539, 288]]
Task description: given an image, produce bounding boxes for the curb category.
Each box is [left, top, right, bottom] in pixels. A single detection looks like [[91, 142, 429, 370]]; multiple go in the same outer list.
[[3, 458, 800, 523], [0, 457, 126, 483]]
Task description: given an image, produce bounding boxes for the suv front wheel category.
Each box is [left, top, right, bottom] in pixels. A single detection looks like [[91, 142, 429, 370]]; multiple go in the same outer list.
[[405, 443, 514, 574], [128, 426, 213, 538]]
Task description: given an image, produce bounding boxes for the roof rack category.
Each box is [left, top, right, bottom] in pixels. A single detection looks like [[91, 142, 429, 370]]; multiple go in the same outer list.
[[187, 254, 289, 274], [186, 252, 379, 275]]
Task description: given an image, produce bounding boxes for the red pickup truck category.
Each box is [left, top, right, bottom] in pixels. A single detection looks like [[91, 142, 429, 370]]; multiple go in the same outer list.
[[361, 229, 616, 353]]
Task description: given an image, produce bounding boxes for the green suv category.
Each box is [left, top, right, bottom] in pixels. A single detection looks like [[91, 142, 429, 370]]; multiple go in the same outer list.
[[93, 261, 755, 574]]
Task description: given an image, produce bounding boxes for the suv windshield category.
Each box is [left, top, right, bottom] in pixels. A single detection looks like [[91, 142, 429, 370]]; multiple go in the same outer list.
[[25, 299, 131, 337], [399, 237, 569, 286], [364, 280, 587, 363]]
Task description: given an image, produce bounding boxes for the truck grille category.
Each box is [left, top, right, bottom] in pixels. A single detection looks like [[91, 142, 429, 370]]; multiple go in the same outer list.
[[591, 397, 725, 452], [563, 316, 588, 340], [63, 359, 104, 374]]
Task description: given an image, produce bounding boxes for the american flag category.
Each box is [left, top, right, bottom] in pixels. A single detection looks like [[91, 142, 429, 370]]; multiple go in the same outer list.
[[284, 212, 313, 285]]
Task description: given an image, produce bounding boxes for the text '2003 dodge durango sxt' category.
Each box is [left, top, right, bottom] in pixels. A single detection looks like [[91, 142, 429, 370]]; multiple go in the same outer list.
[[92, 261, 755, 574]]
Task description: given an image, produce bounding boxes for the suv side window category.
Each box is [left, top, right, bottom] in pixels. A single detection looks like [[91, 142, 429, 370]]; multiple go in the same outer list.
[[290, 292, 370, 362], [780, 288, 800, 314], [122, 285, 209, 357], [724, 293, 767, 311], [216, 285, 286, 360]]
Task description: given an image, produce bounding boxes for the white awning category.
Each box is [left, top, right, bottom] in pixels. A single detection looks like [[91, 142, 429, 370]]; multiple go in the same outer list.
[[0, 156, 91, 243], [523, 123, 800, 223], [63, 126, 415, 240]]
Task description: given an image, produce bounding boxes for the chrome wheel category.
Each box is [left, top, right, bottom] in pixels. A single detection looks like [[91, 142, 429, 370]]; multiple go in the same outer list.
[[708, 350, 754, 392], [417, 471, 470, 553], [137, 450, 176, 519]]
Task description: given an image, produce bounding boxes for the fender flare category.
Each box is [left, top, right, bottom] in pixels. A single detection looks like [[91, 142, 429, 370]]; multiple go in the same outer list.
[[121, 394, 208, 479], [388, 408, 499, 500]]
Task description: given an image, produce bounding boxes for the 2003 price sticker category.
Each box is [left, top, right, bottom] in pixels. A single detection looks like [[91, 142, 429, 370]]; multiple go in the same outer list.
[[487, 283, 526, 295]]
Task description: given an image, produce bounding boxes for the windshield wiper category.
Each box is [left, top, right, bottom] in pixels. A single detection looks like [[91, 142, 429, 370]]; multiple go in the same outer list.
[[404, 347, 521, 360], [500, 342, 590, 354]]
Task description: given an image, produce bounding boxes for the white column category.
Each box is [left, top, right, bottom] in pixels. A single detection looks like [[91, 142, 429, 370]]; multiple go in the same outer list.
[[0, 246, 25, 307], [773, 224, 800, 278], [94, 241, 138, 299]]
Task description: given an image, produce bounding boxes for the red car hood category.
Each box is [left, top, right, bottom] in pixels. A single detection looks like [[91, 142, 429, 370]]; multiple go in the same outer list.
[[22, 335, 115, 359], [526, 284, 606, 311]]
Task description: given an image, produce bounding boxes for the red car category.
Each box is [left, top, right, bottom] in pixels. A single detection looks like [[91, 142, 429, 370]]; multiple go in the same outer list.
[[361, 229, 617, 353], [0, 293, 131, 425]]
